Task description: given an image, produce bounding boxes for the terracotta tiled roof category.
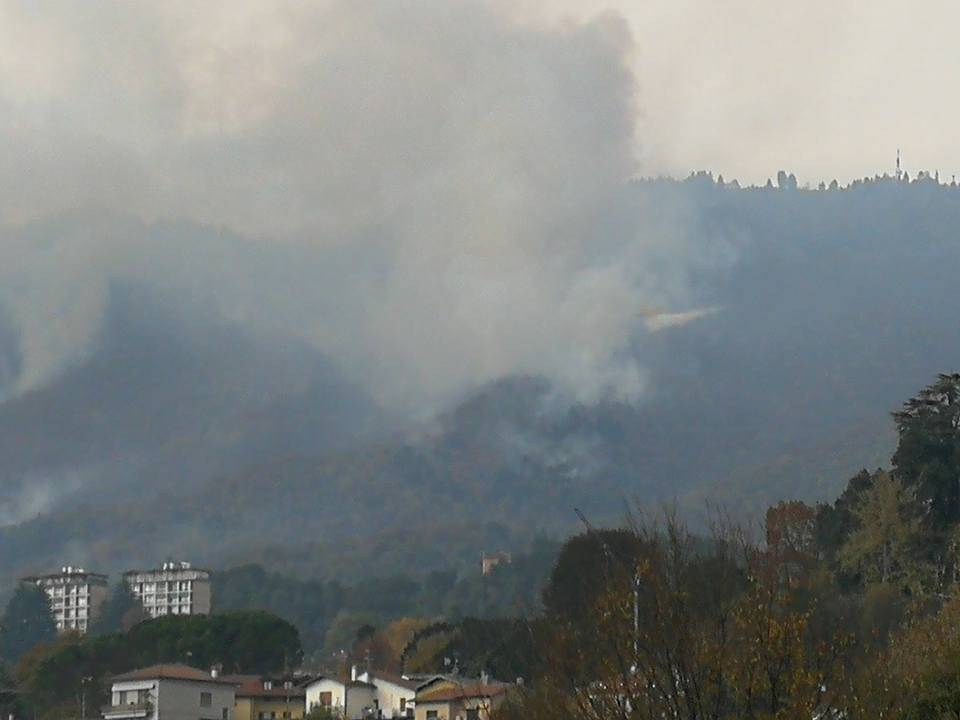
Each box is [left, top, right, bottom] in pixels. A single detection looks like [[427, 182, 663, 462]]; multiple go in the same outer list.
[[306, 677, 376, 691], [416, 684, 509, 703], [366, 672, 420, 691], [113, 664, 233, 684], [347, 680, 376, 689], [223, 675, 307, 698]]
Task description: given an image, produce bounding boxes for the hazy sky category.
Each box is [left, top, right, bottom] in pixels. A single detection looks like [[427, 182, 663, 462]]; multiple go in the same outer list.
[[0, 0, 954, 408], [532, 0, 960, 185], [1, 1, 955, 200]]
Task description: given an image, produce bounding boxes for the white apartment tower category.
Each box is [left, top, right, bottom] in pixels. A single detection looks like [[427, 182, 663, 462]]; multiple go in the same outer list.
[[123, 561, 211, 618], [21, 566, 109, 634]]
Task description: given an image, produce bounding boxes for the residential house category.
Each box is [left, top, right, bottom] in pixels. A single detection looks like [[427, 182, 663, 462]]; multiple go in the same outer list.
[[304, 675, 377, 719], [225, 675, 307, 720], [356, 671, 419, 718], [480, 552, 511, 577], [101, 664, 235, 720], [413, 681, 509, 720]]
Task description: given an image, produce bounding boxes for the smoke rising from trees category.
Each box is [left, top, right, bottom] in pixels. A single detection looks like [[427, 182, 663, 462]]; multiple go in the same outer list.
[[0, 1, 704, 410]]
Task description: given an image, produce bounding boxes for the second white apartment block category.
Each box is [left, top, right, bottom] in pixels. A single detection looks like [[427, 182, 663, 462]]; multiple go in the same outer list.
[[124, 561, 211, 618]]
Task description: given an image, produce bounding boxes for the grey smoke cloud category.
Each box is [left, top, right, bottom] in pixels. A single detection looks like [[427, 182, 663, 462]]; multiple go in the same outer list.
[[0, 1, 704, 410]]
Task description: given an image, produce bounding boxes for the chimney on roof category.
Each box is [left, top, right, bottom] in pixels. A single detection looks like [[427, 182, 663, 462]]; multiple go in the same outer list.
[[210, 665, 221, 679], [351, 665, 358, 682]]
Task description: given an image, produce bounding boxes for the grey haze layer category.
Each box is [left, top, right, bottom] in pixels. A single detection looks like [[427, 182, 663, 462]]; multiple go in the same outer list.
[[0, 1, 701, 414], [1, 2, 959, 586]]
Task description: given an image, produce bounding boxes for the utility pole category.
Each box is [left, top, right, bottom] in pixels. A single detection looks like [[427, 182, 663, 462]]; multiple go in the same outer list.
[[80, 676, 93, 720]]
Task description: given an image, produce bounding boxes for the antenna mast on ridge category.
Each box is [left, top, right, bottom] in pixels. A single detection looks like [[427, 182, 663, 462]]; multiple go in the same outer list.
[[896, 149, 902, 181]]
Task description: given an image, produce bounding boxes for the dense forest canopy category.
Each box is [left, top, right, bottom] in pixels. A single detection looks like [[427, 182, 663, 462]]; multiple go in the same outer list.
[[9, 371, 960, 718], [2, 175, 960, 591]]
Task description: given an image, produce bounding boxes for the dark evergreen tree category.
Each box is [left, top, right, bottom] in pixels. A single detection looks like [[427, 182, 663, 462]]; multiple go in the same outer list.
[[0, 585, 56, 662], [892, 373, 960, 528], [542, 529, 646, 624], [89, 582, 145, 636]]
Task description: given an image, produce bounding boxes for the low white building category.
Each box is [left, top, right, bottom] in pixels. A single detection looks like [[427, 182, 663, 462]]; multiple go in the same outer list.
[[124, 561, 211, 619], [21, 566, 108, 634], [305, 676, 377, 719], [357, 671, 419, 718], [102, 664, 235, 720]]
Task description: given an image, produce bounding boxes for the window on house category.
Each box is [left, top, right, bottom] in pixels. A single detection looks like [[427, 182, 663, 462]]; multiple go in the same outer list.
[[320, 692, 333, 707], [466, 709, 479, 720], [426, 712, 438, 720], [400, 699, 406, 712], [200, 692, 212, 708], [222, 709, 229, 720]]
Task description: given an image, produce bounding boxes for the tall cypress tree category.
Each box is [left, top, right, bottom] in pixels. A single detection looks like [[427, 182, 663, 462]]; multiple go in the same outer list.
[[89, 581, 145, 636]]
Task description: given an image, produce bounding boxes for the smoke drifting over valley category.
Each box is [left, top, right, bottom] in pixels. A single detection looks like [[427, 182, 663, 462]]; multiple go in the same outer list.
[[0, 1, 705, 411], [7, 1, 960, 588]]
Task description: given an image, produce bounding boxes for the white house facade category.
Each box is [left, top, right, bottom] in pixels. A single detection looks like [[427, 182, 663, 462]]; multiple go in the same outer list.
[[102, 664, 235, 720], [305, 677, 376, 719], [357, 671, 418, 718]]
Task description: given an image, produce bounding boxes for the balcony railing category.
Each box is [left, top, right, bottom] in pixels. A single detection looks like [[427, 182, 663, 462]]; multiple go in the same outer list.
[[101, 702, 151, 718]]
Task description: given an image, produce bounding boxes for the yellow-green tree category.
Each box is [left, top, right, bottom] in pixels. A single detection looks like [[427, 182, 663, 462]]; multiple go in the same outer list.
[[839, 471, 922, 586]]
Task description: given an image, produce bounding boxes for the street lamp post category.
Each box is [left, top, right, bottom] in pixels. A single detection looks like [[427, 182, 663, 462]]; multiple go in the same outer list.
[[80, 676, 93, 720]]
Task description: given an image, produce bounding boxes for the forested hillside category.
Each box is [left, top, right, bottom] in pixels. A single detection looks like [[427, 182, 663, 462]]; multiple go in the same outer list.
[[2, 174, 960, 588]]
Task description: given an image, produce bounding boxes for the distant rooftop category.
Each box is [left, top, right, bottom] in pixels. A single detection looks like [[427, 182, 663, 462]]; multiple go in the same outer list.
[[123, 560, 211, 576], [416, 683, 510, 703], [222, 674, 308, 698], [113, 664, 234, 685], [21, 566, 108, 583]]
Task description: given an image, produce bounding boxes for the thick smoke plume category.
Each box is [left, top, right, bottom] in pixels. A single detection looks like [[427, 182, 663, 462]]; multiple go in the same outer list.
[[0, 1, 699, 410]]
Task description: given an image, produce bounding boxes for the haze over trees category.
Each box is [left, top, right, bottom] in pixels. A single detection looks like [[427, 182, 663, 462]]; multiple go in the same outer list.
[[11, 610, 301, 718], [8, 372, 960, 717], [3, 176, 960, 592], [501, 373, 960, 720]]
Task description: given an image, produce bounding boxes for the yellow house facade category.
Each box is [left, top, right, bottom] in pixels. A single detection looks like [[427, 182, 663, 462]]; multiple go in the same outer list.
[[225, 675, 307, 720], [413, 682, 509, 720]]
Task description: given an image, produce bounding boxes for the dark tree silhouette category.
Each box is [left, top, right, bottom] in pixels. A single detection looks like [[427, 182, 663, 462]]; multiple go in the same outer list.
[[0, 585, 56, 662]]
